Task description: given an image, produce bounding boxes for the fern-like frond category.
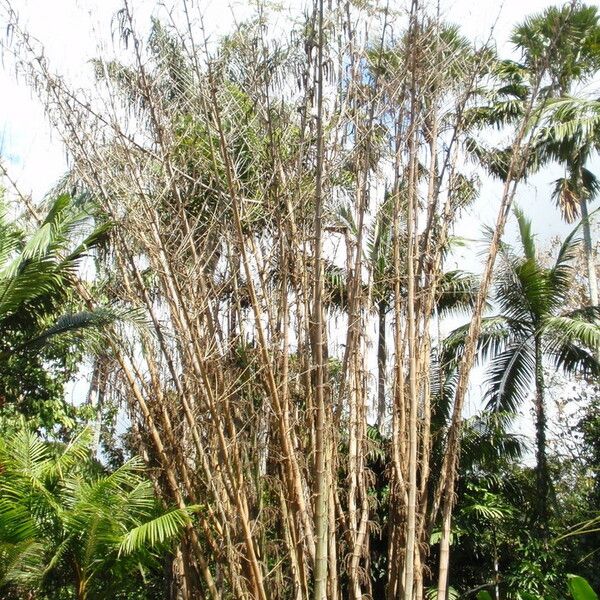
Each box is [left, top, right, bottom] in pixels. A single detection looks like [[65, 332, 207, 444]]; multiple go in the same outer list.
[[484, 338, 536, 414], [118, 507, 198, 556]]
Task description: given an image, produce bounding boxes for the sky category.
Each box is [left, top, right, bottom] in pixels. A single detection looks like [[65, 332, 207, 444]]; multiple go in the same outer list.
[[0, 0, 598, 448], [2, 0, 597, 233]]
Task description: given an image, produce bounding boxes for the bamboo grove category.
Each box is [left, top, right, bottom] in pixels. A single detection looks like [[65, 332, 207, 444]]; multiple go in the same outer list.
[[1, 0, 599, 599]]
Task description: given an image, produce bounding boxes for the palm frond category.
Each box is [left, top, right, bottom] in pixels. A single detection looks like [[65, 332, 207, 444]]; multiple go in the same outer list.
[[535, 97, 600, 156], [430, 352, 459, 427], [63, 220, 111, 264], [464, 97, 525, 130], [551, 170, 600, 224], [541, 308, 600, 377], [0, 539, 46, 588], [435, 270, 481, 317], [73, 457, 147, 511], [495, 251, 556, 322], [323, 262, 348, 311], [0, 202, 23, 268], [329, 203, 357, 237], [20, 223, 56, 261], [118, 507, 198, 556], [0, 429, 50, 477], [42, 429, 93, 482], [461, 411, 525, 470], [441, 316, 520, 370], [547, 339, 600, 379], [484, 338, 536, 413], [366, 197, 394, 281], [581, 167, 600, 202], [549, 224, 581, 304], [0, 500, 38, 544], [551, 176, 581, 223], [0, 258, 66, 318], [513, 206, 536, 261], [425, 585, 460, 600], [15, 307, 136, 352]]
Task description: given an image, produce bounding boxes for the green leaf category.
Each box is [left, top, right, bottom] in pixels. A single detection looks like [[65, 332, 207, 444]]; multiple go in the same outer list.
[[425, 585, 460, 600], [476, 592, 494, 600], [514, 206, 536, 262], [520, 593, 542, 600], [484, 338, 535, 414], [568, 575, 598, 600], [118, 507, 198, 555]]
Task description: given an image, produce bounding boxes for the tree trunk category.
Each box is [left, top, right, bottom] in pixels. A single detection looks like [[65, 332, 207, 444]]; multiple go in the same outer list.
[[579, 198, 598, 306], [377, 300, 387, 430], [493, 530, 500, 600], [86, 356, 106, 459], [534, 335, 549, 530], [404, 3, 420, 596], [436, 495, 452, 600], [313, 0, 329, 597]]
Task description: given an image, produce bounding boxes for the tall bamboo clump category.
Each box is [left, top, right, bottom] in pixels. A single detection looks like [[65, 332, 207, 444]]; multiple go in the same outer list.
[[1, 0, 548, 598]]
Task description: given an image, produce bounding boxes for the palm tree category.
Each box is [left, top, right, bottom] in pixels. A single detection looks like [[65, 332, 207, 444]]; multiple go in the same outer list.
[[0, 192, 116, 350], [466, 4, 600, 305], [0, 191, 131, 432], [504, 4, 600, 305], [444, 209, 600, 527], [0, 427, 195, 600], [511, 4, 600, 99], [535, 96, 600, 306]]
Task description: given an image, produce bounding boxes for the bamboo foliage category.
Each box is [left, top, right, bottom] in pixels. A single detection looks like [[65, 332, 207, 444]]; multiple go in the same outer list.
[[0, 0, 557, 598]]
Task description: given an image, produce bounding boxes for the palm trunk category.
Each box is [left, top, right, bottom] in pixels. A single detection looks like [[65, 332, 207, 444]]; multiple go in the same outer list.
[[534, 335, 549, 530], [437, 496, 452, 600], [86, 356, 106, 459], [493, 529, 500, 600], [579, 197, 598, 306]]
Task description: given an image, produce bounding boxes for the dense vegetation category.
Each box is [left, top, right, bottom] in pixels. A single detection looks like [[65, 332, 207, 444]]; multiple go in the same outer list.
[[0, 1, 599, 599]]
